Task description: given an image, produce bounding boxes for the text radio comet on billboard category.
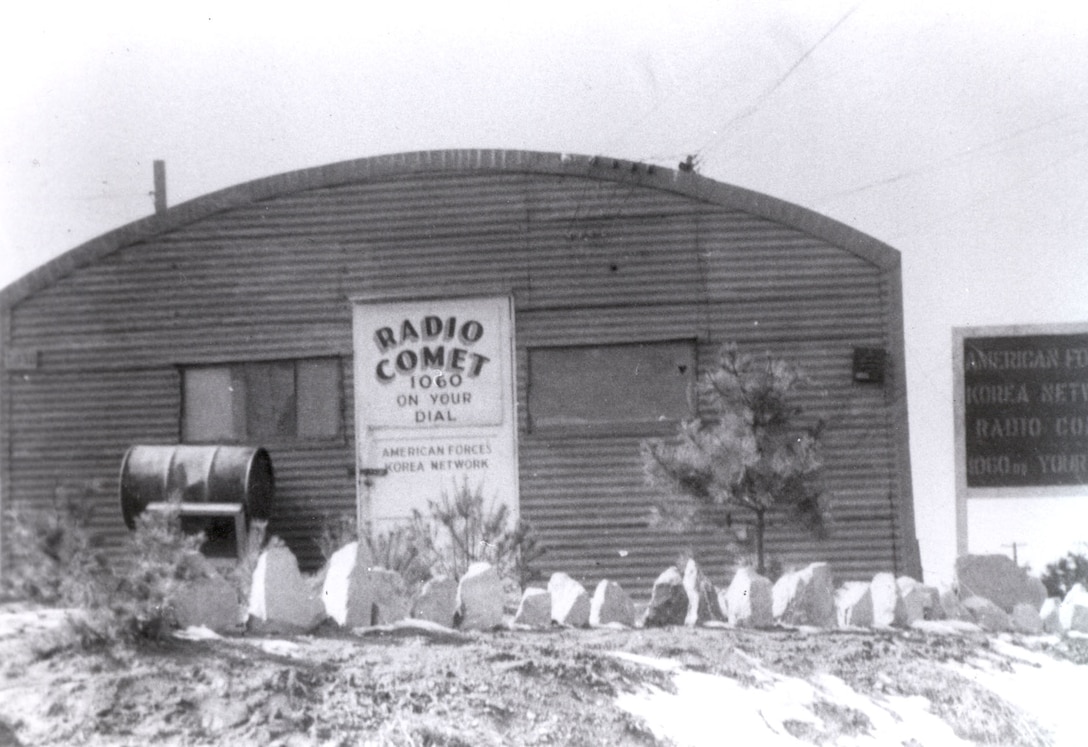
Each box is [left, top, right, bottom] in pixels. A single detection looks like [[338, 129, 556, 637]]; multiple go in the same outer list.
[[372, 315, 492, 424]]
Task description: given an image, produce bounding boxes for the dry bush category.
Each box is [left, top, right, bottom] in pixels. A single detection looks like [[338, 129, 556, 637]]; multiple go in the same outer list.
[[317, 511, 357, 563], [2, 499, 210, 645], [421, 478, 545, 588], [105, 508, 209, 641], [316, 480, 546, 591], [1, 498, 107, 605], [366, 515, 437, 587]]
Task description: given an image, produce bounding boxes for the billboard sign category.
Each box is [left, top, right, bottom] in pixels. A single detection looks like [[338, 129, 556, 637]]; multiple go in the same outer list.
[[959, 331, 1088, 488], [353, 295, 518, 532], [953, 324, 1088, 554]]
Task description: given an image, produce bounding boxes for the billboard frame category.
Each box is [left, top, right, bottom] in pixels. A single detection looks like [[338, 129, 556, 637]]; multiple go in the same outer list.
[[953, 322, 1088, 555]]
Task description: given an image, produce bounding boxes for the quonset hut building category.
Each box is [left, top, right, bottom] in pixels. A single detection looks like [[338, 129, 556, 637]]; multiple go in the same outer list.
[[0, 150, 921, 590]]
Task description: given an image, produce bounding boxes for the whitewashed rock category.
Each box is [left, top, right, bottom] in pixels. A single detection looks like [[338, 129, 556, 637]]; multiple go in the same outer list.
[[548, 572, 591, 627], [939, 588, 974, 621], [897, 577, 941, 621], [641, 566, 688, 627], [248, 544, 326, 630], [870, 573, 907, 627], [963, 595, 1010, 632], [954, 554, 1047, 613], [1040, 597, 1062, 634], [590, 580, 636, 627], [1010, 602, 1044, 634], [322, 542, 363, 624], [172, 576, 241, 632], [682, 559, 724, 626], [514, 587, 552, 627], [1028, 577, 1048, 609], [457, 562, 504, 631], [1059, 583, 1088, 633], [321, 542, 410, 627], [835, 582, 873, 628], [361, 570, 410, 626], [772, 562, 836, 627], [723, 567, 773, 628], [411, 575, 458, 627]]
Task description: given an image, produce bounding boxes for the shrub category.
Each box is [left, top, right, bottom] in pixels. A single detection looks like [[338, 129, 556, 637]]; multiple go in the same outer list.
[[1041, 546, 1088, 597], [366, 514, 436, 588], [426, 478, 512, 579], [223, 518, 267, 606], [642, 343, 828, 574], [321, 479, 547, 590], [422, 478, 545, 586], [2, 498, 211, 645], [317, 511, 358, 563], [1, 499, 109, 607], [503, 516, 547, 589], [104, 508, 209, 641], [317, 510, 437, 587]]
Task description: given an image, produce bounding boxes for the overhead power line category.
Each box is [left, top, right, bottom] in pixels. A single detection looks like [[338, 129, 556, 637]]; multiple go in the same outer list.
[[695, 3, 861, 161], [882, 129, 1088, 243], [814, 108, 1088, 204]]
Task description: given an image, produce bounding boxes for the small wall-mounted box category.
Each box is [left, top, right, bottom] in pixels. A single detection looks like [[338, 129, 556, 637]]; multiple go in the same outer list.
[[853, 347, 887, 384]]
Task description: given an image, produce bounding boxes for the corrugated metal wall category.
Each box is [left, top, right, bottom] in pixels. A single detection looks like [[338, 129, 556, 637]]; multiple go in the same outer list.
[[6, 368, 178, 553], [1, 151, 916, 593]]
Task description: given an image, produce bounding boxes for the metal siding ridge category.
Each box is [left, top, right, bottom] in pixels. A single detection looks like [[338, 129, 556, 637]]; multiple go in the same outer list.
[[523, 176, 707, 217], [518, 431, 896, 591], [156, 213, 526, 244], [517, 305, 704, 347], [5, 368, 178, 561], [2, 149, 900, 310], [13, 335, 352, 373]]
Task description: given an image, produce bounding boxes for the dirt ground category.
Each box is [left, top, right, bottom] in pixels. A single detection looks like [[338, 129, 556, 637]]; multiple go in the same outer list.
[[1, 605, 1086, 746]]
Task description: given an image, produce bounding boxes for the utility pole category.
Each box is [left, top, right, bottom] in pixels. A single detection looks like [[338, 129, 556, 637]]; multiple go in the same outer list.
[[152, 160, 167, 215], [1002, 542, 1026, 565]]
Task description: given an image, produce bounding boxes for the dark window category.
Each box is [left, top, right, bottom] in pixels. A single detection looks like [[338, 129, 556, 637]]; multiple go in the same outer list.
[[528, 340, 695, 433], [182, 358, 342, 443]]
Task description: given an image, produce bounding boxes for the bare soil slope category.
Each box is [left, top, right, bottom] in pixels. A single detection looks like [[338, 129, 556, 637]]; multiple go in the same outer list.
[[1, 608, 1085, 746]]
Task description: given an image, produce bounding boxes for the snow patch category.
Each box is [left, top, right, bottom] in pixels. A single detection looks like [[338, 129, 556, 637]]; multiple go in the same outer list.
[[910, 619, 983, 635], [249, 639, 303, 657], [614, 652, 974, 746], [947, 639, 1088, 745], [173, 625, 222, 641]]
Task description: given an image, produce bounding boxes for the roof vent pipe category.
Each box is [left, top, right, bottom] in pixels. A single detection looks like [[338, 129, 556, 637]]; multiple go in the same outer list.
[[153, 160, 167, 215]]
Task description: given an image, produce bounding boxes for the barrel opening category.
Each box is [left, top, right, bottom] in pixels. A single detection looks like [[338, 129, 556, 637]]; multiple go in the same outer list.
[[181, 514, 244, 559]]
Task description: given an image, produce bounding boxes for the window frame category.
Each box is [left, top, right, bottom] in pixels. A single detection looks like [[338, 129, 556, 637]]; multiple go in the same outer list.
[[525, 338, 698, 438], [179, 356, 345, 447]]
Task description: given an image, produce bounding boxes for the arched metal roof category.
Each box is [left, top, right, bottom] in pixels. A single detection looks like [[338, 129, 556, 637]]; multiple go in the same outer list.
[[1, 149, 900, 309]]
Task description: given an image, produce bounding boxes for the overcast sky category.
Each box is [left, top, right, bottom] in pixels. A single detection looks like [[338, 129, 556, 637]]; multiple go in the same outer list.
[[3, 1, 1087, 583]]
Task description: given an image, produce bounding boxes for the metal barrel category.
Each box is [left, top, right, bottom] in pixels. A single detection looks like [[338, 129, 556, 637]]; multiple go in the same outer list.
[[119, 444, 274, 529]]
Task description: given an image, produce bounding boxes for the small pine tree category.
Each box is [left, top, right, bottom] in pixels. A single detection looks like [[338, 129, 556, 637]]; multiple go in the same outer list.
[[642, 343, 828, 573], [1040, 546, 1088, 598]]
